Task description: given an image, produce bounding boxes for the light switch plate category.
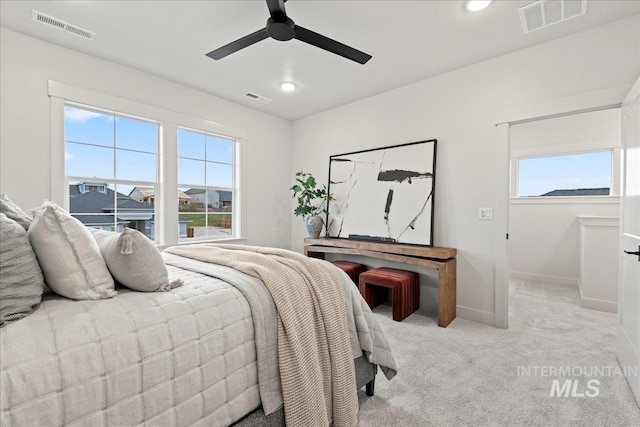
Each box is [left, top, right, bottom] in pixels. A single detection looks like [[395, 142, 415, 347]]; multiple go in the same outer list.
[[479, 208, 493, 220]]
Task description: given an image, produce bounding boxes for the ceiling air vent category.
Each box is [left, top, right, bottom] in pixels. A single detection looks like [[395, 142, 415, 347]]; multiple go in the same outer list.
[[244, 92, 272, 104], [31, 10, 96, 40], [519, 0, 587, 33]]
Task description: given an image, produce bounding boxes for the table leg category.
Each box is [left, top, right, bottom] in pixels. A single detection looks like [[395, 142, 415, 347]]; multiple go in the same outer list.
[[438, 258, 456, 327]]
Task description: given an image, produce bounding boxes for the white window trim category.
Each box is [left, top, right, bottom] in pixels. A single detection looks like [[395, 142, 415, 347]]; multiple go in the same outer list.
[[510, 137, 620, 159], [49, 80, 247, 246], [510, 196, 621, 205]]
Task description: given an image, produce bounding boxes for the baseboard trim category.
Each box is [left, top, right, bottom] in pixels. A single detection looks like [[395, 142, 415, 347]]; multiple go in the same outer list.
[[456, 305, 494, 326], [580, 297, 618, 313], [510, 271, 579, 288], [616, 326, 640, 407], [578, 284, 618, 313]]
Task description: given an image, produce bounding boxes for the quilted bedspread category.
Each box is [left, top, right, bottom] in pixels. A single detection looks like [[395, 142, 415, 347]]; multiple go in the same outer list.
[[1, 250, 397, 427], [0, 265, 264, 426]]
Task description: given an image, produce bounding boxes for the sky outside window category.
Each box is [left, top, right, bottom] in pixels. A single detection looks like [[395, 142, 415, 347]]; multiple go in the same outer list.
[[178, 129, 234, 188], [65, 106, 158, 182], [518, 150, 612, 197]]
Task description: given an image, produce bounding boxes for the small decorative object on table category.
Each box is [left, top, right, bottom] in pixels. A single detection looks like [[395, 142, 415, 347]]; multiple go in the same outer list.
[[291, 171, 333, 239], [306, 216, 324, 239]]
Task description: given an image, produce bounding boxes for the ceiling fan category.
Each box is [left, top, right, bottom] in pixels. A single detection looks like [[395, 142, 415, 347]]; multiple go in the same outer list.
[[206, 0, 372, 64]]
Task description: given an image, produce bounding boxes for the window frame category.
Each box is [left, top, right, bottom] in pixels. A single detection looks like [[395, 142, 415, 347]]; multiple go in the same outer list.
[[49, 80, 246, 246]]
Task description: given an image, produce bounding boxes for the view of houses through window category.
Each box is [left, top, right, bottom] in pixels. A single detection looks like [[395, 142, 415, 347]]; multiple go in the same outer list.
[[178, 128, 234, 239], [65, 105, 160, 239], [64, 105, 236, 241]]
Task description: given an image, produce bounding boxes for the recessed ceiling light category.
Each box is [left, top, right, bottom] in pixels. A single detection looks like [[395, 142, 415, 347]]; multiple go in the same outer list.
[[280, 82, 296, 92], [466, 0, 492, 12]]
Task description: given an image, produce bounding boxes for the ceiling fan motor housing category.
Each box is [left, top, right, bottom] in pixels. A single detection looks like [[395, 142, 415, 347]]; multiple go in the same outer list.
[[206, 0, 372, 64], [266, 17, 296, 41]]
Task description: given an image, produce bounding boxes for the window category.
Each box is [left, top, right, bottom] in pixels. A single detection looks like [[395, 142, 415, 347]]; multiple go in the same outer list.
[[51, 81, 245, 245], [65, 105, 159, 239], [178, 129, 235, 240], [516, 150, 612, 197]]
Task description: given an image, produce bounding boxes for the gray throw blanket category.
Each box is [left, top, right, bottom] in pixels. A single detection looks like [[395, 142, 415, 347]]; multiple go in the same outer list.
[[165, 244, 358, 427]]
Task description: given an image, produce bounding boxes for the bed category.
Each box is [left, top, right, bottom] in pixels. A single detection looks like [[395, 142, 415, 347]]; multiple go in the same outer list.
[[0, 244, 397, 426]]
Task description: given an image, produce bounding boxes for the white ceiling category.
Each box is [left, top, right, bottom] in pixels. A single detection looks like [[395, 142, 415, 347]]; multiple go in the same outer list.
[[1, 1, 638, 120]]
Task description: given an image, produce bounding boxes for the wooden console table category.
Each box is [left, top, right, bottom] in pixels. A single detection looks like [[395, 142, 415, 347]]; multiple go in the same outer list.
[[304, 238, 457, 327]]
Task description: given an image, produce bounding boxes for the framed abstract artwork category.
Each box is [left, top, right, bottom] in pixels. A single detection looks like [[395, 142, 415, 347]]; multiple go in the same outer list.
[[327, 139, 437, 246]]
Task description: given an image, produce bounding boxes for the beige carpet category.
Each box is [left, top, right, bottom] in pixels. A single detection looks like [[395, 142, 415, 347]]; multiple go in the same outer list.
[[357, 280, 640, 426]]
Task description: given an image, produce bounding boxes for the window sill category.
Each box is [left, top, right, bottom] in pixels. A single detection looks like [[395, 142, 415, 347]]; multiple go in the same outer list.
[[510, 196, 620, 205]]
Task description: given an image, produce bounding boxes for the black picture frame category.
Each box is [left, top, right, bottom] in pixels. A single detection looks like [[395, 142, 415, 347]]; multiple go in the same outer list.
[[327, 139, 437, 247]]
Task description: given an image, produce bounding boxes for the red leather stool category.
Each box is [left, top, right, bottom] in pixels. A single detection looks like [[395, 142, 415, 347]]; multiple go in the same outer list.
[[359, 267, 419, 322], [331, 261, 367, 286]]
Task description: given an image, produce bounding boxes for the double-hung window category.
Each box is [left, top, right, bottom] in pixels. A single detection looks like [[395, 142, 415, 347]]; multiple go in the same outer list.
[[65, 105, 159, 239], [178, 128, 236, 240], [52, 81, 244, 245]]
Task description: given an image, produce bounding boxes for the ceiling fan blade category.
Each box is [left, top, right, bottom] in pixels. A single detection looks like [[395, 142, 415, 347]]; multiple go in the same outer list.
[[206, 28, 269, 60], [266, 0, 287, 20], [294, 26, 372, 64]]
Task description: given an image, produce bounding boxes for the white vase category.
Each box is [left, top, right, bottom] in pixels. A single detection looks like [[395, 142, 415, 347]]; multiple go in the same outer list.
[[306, 215, 324, 239]]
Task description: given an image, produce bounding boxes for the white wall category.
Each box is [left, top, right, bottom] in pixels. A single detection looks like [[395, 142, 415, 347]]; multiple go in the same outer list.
[[290, 17, 640, 324], [510, 201, 619, 285], [0, 27, 292, 249], [578, 216, 619, 312], [509, 109, 621, 286]]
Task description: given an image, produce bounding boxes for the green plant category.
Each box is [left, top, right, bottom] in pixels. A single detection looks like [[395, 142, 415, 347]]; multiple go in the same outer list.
[[290, 171, 333, 219]]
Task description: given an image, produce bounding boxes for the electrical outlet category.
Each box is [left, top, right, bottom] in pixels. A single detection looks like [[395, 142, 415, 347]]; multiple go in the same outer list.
[[479, 208, 493, 220]]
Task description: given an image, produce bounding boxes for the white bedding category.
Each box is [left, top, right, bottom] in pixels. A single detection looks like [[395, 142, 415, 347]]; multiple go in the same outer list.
[[1, 251, 397, 427], [1, 265, 261, 426]]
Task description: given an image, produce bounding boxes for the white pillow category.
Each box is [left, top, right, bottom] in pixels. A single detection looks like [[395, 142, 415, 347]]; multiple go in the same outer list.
[[27, 201, 116, 300], [0, 213, 44, 326], [0, 193, 33, 230], [89, 228, 182, 292]]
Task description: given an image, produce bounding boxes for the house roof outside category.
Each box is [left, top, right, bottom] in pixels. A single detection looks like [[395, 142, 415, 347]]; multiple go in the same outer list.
[[130, 186, 191, 201], [539, 188, 610, 197], [70, 184, 192, 225], [102, 198, 156, 212], [69, 184, 153, 214], [131, 186, 155, 197], [71, 214, 128, 226], [184, 188, 205, 195], [69, 184, 154, 225]]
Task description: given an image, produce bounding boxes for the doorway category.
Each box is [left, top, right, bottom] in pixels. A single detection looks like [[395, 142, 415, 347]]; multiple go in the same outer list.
[[508, 109, 621, 312], [493, 86, 628, 329]]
